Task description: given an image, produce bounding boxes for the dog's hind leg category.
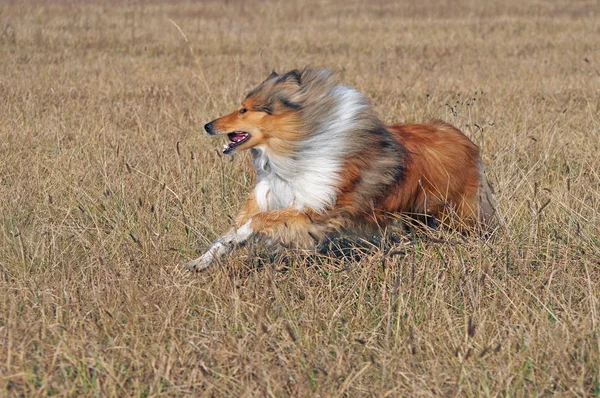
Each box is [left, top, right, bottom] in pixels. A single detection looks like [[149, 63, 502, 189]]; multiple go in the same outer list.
[[247, 208, 343, 249]]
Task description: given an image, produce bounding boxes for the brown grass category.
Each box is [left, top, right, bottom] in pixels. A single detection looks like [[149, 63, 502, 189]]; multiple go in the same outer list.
[[1, 0, 599, 396]]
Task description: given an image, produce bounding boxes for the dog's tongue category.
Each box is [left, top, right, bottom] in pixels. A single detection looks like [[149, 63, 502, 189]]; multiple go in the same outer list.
[[229, 133, 247, 143]]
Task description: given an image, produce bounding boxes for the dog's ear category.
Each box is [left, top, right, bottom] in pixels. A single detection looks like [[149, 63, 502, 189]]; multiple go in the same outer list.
[[278, 69, 302, 86], [258, 70, 278, 85]]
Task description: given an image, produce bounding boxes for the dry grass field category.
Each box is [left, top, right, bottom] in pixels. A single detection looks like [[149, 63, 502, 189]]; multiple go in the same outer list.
[[1, 0, 599, 396]]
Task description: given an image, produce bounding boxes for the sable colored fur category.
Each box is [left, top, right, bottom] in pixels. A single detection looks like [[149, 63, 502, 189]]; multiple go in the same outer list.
[[185, 68, 495, 271]]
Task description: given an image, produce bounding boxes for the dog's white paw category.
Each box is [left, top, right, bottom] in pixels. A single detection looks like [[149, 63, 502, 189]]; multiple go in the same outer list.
[[183, 258, 199, 272], [184, 224, 253, 272], [183, 241, 228, 272], [183, 254, 213, 272]]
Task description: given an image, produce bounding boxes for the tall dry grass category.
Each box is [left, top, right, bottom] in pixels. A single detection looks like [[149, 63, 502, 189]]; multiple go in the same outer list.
[[1, 0, 599, 396]]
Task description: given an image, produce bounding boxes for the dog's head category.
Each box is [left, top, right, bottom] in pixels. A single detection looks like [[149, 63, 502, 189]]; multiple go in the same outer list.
[[204, 68, 335, 155]]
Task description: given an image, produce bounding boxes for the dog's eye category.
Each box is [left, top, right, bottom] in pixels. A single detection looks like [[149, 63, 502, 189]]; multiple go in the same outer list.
[[239, 108, 247, 115]]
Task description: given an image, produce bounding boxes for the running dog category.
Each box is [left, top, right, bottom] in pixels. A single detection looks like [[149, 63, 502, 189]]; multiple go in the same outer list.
[[185, 68, 495, 271]]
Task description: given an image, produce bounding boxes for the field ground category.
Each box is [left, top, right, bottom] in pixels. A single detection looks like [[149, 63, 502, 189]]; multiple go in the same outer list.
[[1, 0, 599, 396]]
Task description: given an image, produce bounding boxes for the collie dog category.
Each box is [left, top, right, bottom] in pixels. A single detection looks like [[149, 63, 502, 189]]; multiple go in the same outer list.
[[185, 68, 495, 271]]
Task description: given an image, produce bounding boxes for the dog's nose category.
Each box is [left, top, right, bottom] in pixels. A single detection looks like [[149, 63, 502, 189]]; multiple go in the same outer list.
[[204, 122, 215, 135]]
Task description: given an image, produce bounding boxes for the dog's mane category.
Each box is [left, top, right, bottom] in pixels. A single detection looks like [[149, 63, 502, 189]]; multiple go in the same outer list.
[[249, 68, 390, 214]]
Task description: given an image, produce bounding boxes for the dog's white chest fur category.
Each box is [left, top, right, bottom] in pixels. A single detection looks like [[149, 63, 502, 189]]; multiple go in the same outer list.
[[251, 148, 339, 213]]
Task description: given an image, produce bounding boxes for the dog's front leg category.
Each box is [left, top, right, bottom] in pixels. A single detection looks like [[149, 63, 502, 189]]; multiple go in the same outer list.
[[184, 193, 260, 272], [184, 220, 254, 272]]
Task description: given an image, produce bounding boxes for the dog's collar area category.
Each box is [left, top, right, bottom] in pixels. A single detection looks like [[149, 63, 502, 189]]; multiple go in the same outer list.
[[223, 132, 250, 154]]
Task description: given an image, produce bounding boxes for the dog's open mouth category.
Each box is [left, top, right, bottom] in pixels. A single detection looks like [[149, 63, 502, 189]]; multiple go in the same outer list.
[[223, 132, 250, 154]]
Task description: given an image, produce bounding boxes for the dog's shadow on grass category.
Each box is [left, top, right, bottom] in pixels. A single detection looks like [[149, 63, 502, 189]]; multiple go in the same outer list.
[[244, 225, 439, 273]]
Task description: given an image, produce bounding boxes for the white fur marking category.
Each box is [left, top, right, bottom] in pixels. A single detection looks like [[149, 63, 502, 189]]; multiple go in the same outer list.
[[188, 240, 228, 271], [235, 220, 253, 242], [185, 221, 253, 271], [254, 179, 271, 212]]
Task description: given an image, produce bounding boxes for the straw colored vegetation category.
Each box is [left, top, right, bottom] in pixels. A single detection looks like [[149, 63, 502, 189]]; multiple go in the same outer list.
[[1, 0, 599, 396]]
